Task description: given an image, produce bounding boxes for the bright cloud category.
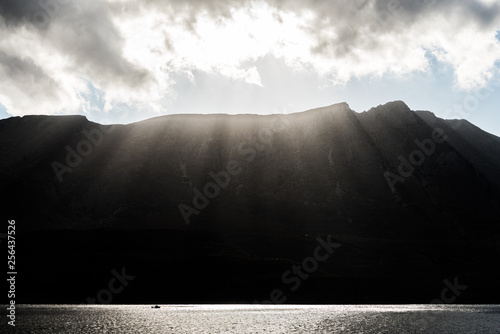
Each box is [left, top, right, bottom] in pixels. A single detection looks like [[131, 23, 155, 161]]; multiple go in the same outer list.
[[0, 0, 499, 118]]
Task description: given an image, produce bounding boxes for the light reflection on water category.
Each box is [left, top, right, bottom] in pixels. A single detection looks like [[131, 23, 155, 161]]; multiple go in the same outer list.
[[3, 304, 500, 333]]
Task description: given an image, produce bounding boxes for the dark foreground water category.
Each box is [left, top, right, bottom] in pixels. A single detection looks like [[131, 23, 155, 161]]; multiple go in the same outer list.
[[2, 305, 500, 333]]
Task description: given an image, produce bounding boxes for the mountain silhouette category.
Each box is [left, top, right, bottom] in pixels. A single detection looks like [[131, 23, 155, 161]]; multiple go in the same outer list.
[[1, 101, 499, 303]]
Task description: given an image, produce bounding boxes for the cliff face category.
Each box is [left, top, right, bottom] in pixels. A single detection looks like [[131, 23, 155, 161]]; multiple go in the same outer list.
[[2, 101, 500, 303], [1, 101, 499, 236]]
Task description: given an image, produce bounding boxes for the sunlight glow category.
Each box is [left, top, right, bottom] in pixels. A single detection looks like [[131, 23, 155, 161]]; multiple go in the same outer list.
[[1, 0, 500, 123]]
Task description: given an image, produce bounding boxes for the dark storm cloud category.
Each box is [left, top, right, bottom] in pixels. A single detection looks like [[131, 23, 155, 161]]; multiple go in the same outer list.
[[0, 0, 76, 29], [373, 0, 500, 28], [461, 0, 500, 27], [0, 0, 39, 25], [0, 0, 151, 89]]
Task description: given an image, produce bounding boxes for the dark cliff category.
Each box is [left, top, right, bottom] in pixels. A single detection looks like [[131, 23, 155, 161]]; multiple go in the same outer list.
[[1, 101, 499, 303]]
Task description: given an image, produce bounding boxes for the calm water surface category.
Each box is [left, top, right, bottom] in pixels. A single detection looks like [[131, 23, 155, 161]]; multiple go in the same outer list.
[[3, 304, 500, 333]]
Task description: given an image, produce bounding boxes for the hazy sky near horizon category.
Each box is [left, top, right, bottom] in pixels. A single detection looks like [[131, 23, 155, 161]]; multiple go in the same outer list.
[[0, 0, 500, 135]]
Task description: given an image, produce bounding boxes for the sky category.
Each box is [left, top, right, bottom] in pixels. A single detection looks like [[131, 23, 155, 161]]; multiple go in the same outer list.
[[0, 0, 499, 136]]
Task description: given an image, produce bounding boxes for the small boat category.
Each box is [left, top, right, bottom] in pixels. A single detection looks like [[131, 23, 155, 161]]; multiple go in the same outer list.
[[151, 305, 161, 309]]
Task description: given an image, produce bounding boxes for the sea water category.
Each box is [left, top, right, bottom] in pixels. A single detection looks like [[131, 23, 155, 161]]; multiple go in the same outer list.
[[2, 304, 500, 333]]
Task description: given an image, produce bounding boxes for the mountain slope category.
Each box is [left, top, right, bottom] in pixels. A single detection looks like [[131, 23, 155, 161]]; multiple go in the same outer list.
[[1, 101, 499, 234], [1, 101, 499, 303]]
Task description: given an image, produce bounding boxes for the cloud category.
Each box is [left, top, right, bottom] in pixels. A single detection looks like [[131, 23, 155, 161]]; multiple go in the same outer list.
[[0, 0, 41, 25], [0, 49, 76, 115], [281, 0, 500, 88], [0, 0, 500, 119]]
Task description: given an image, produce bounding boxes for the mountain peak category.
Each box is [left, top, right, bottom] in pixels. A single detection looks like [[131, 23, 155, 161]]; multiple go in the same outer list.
[[366, 100, 410, 113], [325, 101, 350, 111], [296, 102, 351, 117]]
